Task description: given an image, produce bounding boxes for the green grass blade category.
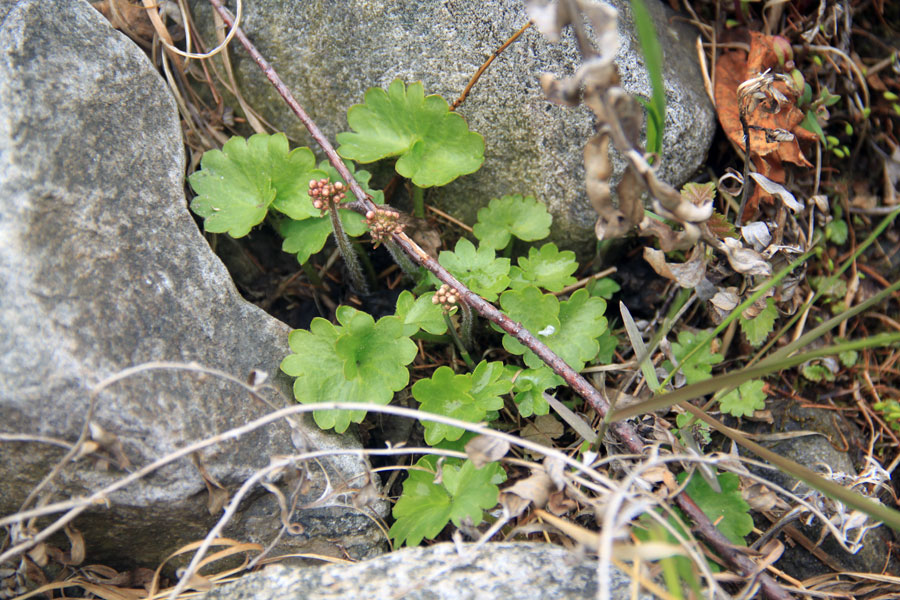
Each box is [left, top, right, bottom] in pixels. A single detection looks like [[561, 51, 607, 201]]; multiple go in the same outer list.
[[629, 0, 666, 156], [611, 333, 900, 420], [621, 301, 661, 392], [679, 400, 900, 533]]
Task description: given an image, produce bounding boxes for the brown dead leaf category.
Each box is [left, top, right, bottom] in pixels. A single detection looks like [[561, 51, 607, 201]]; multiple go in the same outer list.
[[714, 32, 817, 220], [639, 464, 678, 492], [92, 0, 156, 39], [520, 414, 564, 450], [642, 245, 706, 288], [64, 524, 86, 566], [465, 435, 510, 469], [192, 452, 228, 516], [546, 489, 578, 516], [742, 482, 784, 512], [500, 469, 554, 517]]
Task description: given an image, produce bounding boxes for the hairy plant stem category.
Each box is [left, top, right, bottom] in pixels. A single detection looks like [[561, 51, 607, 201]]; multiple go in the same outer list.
[[458, 302, 474, 350], [444, 312, 475, 370], [411, 184, 425, 219], [328, 201, 369, 295], [383, 239, 419, 278], [206, 4, 792, 596]]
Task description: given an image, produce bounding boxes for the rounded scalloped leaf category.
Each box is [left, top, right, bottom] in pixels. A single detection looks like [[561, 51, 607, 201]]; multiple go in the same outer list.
[[394, 290, 448, 336], [508, 243, 578, 292], [499, 286, 560, 357], [336, 79, 484, 187], [473, 195, 553, 249], [412, 366, 480, 445], [437, 238, 510, 302], [333, 306, 417, 392], [188, 133, 324, 237], [279, 217, 332, 264], [280, 307, 416, 433]]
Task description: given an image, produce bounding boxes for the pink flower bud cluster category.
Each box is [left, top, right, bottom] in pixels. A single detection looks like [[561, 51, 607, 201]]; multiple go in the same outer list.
[[365, 206, 404, 241], [308, 178, 346, 213], [432, 284, 458, 312]]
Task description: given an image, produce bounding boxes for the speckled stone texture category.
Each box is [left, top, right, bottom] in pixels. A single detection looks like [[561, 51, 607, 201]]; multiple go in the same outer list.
[[200, 542, 652, 600], [0, 0, 385, 569], [189, 0, 715, 254], [746, 400, 897, 577]]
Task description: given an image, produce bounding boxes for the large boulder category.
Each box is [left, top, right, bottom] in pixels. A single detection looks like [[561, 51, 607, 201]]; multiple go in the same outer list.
[[189, 0, 715, 254], [0, 0, 386, 571], [199, 542, 650, 600]]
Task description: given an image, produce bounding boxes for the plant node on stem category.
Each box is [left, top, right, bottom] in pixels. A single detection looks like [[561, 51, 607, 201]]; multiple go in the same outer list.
[[433, 284, 475, 368], [309, 178, 369, 294], [367, 207, 419, 278]]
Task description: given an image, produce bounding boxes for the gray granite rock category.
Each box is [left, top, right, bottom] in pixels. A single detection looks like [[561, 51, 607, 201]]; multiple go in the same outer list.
[[200, 542, 651, 600], [189, 0, 714, 254], [0, 0, 385, 570], [748, 400, 896, 577]]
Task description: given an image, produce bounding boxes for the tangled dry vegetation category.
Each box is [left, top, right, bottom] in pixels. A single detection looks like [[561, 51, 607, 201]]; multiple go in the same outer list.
[[4, 0, 900, 599]]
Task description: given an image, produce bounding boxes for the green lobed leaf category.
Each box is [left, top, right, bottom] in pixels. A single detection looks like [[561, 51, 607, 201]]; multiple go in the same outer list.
[[279, 216, 332, 264], [718, 379, 766, 418], [508, 243, 579, 292], [279, 207, 376, 265], [588, 277, 621, 300], [510, 366, 564, 417], [438, 238, 510, 302], [676, 411, 711, 446], [825, 219, 849, 245], [801, 363, 836, 382], [336, 79, 485, 187], [394, 290, 448, 336], [541, 289, 608, 371], [412, 366, 480, 445], [595, 330, 619, 364], [390, 456, 500, 546], [679, 472, 753, 545], [468, 361, 513, 410], [663, 330, 723, 385], [189, 133, 324, 236], [502, 289, 607, 371], [739, 298, 778, 347], [472, 195, 552, 249], [389, 457, 454, 546], [499, 286, 560, 358], [411, 362, 508, 445], [442, 459, 501, 526], [280, 306, 416, 432]]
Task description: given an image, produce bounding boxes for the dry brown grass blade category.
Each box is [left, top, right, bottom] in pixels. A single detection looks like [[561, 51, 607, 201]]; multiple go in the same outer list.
[[147, 538, 262, 597]]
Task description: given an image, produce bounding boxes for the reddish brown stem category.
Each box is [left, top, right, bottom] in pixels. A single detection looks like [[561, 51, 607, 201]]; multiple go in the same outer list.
[[205, 3, 792, 597]]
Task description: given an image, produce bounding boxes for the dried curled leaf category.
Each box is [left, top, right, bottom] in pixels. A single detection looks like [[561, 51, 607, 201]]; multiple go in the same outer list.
[[465, 435, 510, 469], [500, 468, 554, 518], [643, 245, 707, 288], [715, 237, 773, 277]]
